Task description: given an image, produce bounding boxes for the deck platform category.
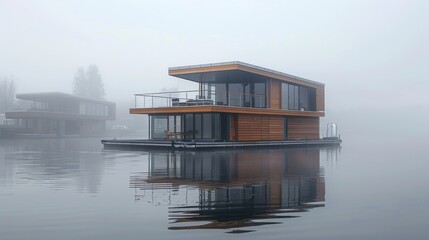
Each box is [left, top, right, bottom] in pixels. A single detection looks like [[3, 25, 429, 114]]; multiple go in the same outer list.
[[101, 138, 342, 150]]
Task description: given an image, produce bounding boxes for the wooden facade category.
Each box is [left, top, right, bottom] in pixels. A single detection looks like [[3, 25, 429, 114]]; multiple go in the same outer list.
[[236, 114, 284, 141], [132, 62, 325, 141], [287, 117, 320, 140]]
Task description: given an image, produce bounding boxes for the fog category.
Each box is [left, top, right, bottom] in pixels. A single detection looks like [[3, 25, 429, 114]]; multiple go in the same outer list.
[[1, 0, 429, 140]]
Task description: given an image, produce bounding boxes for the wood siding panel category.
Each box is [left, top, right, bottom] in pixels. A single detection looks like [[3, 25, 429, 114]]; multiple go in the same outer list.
[[287, 117, 319, 140], [269, 116, 284, 140], [316, 85, 325, 112], [237, 114, 284, 141], [237, 115, 263, 141], [169, 64, 238, 75], [269, 80, 281, 109], [261, 117, 270, 140]]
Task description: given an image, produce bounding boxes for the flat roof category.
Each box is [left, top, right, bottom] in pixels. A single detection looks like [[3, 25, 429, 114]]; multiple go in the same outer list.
[[16, 92, 114, 105], [169, 61, 324, 87]]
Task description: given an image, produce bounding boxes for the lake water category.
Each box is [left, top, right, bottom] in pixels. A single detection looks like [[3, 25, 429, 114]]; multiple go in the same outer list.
[[1, 136, 428, 240]]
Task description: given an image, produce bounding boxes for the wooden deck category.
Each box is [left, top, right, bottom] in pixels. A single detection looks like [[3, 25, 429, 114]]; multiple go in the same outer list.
[[101, 138, 342, 150]]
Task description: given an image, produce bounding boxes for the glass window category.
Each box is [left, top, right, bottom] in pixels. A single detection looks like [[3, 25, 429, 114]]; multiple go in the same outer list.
[[151, 115, 167, 139], [228, 83, 242, 107], [176, 115, 181, 135], [168, 115, 174, 133], [195, 114, 202, 139], [308, 88, 316, 111], [185, 114, 194, 139], [281, 83, 289, 109], [294, 85, 299, 110], [213, 113, 221, 140], [243, 83, 251, 107], [288, 84, 295, 110], [211, 83, 227, 106], [282, 83, 299, 110], [299, 87, 309, 110], [202, 113, 212, 139], [285, 84, 299, 110], [254, 82, 266, 108], [282, 84, 317, 111]]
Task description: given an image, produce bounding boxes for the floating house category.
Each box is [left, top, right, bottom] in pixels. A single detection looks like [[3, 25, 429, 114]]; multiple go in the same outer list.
[[104, 61, 339, 149], [5, 92, 115, 136]]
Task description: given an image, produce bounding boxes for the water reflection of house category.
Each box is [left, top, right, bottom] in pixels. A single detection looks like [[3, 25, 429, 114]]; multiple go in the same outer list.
[[5, 92, 115, 136], [130, 148, 325, 231]]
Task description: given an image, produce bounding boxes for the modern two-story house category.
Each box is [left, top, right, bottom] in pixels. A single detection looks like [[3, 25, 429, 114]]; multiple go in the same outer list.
[[130, 61, 325, 143]]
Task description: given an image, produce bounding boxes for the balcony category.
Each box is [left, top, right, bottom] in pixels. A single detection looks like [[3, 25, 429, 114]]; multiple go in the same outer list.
[[131, 90, 324, 117], [134, 90, 267, 109]]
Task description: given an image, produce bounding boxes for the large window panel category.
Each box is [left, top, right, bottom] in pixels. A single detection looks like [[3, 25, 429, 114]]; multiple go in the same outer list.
[[195, 114, 202, 139], [175, 115, 181, 137], [281, 83, 289, 109], [151, 115, 168, 139], [202, 113, 212, 139], [228, 83, 242, 107], [254, 82, 266, 108], [213, 113, 222, 140], [282, 83, 316, 111], [243, 83, 251, 107], [211, 83, 227, 105], [168, 115, 174, 133], [185, 114, 194, 139], [288, 85, 295, 110], [308, 88, 316, 111], [294, 85, 299, 110], [299, 87, 309, 110]]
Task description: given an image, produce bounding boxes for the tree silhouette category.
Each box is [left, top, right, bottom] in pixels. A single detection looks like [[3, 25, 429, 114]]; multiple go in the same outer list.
[[73, 65, 105, 99], [0, 77, 16, 113]]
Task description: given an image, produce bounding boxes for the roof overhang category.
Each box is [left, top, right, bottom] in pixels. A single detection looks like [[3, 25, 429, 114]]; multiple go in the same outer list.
[[16, 92, 115, 105], [5, 111, 115, 120], [169, 61, 324, 88]]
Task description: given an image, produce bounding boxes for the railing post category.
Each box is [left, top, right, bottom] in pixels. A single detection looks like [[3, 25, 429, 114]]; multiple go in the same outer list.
[[152, 96, 154, 108]]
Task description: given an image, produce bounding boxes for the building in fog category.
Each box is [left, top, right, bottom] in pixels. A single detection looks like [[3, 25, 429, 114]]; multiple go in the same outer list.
[[131, 61, 324, 142], [5, 92, 115, 136]]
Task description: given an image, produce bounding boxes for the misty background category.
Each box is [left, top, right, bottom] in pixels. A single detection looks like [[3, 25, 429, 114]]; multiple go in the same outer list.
[[1, 0, 428, 141]]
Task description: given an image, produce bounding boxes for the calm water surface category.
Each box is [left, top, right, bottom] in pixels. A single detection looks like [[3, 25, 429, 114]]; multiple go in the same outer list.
[[0, 137, 428, 240]]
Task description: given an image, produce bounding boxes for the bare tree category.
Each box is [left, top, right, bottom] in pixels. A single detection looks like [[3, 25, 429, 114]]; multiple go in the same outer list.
[[0, 77, 16, 113], [73, 65, 105, 99]]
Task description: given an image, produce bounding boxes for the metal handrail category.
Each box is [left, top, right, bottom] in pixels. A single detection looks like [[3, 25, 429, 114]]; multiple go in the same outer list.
[[133, 89, 267, 109], [135, 89, 266, 97]]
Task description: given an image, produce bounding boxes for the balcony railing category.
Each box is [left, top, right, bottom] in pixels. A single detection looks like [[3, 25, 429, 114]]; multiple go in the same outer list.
[[134, 90, 267, 109]]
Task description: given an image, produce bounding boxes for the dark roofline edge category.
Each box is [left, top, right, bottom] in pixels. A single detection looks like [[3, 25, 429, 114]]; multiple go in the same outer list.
[[168, 61, 324, 87], [16, 92, 115, 104]]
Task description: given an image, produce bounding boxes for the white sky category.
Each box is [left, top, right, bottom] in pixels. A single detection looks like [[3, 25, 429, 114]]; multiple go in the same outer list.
[[1, 0, 428, 111]]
